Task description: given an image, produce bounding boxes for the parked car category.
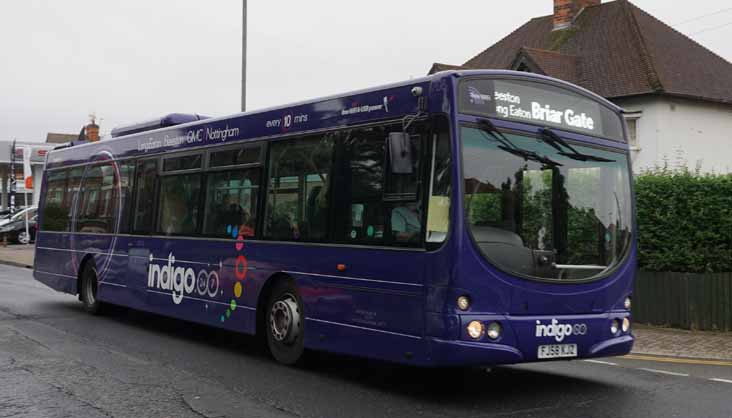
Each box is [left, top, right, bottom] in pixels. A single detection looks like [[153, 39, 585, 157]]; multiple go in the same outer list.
[[0, 207, 37, 228], [0, 214, 37, 244]]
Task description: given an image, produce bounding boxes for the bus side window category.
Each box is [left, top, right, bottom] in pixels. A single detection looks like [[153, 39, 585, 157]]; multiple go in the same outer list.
[[203, 169, 260, 238], [117, 162, 136, 234], [133, 159, 158, 234], [76, 164, 105, 233], [264, 136, 334, 242], [76, 162, 124, 234], [42, 169, 73, 231], [157, 153, 204, 239]]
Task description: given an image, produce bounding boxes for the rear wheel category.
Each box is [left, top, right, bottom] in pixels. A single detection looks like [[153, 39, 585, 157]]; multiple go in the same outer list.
[[80, 263, 103, 315], [265, 280, 305, 365]]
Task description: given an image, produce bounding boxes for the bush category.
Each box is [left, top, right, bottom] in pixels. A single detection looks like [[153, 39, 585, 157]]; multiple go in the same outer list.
[[635, 169, 732, 273]]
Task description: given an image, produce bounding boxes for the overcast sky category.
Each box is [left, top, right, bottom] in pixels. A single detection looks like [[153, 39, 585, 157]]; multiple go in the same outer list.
[[1, 0, 731, 141]]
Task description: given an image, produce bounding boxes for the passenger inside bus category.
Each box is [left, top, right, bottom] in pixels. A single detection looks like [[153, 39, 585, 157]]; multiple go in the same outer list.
[[218, 194, 244, 228], [161, 191, 196, 235]]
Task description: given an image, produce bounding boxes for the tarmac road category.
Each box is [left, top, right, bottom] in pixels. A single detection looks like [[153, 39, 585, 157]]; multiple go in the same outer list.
[[0, 264, 730, 418]]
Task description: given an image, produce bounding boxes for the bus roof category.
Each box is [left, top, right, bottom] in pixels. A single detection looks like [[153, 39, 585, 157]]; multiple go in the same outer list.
[[46, 70, 624, 168]]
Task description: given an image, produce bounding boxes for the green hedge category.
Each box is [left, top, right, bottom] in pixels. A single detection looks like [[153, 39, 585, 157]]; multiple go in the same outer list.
[[635, 169, 732, 273]]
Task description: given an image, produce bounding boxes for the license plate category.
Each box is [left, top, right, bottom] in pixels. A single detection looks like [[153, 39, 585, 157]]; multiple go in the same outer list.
[[538, 344, 578, 359]]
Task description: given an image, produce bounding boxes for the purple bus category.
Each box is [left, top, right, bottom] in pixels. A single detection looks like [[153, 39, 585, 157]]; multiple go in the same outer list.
[[33, 70, 635, 366]]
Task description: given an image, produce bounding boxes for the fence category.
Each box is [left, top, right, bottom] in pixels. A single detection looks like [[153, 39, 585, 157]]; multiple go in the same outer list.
[[634, 271, 732, 332]]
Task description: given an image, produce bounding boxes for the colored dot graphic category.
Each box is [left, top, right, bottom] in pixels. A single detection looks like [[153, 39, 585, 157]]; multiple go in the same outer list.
[[221, 224, 249, 323]]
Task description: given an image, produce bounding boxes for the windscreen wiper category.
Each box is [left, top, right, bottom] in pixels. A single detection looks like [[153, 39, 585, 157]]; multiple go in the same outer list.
[[539, 128, 615, 163], [476, 119, 562, 167]]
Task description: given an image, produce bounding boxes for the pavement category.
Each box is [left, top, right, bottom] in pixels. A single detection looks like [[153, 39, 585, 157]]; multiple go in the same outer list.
[[632, 325, 732, 362], [0, 243, 34, 268], [0, 244, 730, 363], [1, 263, 731, 418]]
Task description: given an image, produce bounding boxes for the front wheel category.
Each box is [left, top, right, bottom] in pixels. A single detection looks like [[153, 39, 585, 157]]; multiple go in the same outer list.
[[265, 281, 305, 365], [80, 263, 103, 315]]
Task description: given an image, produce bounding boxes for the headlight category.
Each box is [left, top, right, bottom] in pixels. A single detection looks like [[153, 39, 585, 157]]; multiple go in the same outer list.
[[457, 296, 471, 311], [622, 317, 631, 333], [486, 322, 502, 340], [467, 321, 485, 339], [624, 297, 632, 310], [610, 319, 620, 335]]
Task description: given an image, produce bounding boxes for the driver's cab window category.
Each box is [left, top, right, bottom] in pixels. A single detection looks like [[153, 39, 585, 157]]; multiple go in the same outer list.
[[335, 123, 425, 247]]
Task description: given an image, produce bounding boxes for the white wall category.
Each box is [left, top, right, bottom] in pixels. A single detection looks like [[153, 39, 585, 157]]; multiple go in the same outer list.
[[613, 96, 732, 174], [32, 164, 44, 206]]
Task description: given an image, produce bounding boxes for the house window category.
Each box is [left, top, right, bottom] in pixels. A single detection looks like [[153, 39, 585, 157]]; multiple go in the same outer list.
[[624, 115, 641, 150]]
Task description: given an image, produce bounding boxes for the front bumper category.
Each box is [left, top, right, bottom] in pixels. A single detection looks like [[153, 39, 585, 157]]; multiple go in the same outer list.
[[427, 312, 634, 367]]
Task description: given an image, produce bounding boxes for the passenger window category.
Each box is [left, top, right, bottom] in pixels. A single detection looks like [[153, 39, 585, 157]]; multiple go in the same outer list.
[[265, 136, 334, 241], [209, 145, 261, 168], [158, 174, 201, 236], [76, 163, 119, 234], [163, 154, 201, 171], [41, 167, 83, 232], [204, 169, 260, 238], [42, 170, 69, 231], [67, 168, 84, 227], [133, 159, 158, 234], [118, 162, 135, 233]]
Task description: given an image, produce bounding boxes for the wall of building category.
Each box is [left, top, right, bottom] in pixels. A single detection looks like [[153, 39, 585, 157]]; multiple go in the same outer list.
[[614, 96, 732, 174]]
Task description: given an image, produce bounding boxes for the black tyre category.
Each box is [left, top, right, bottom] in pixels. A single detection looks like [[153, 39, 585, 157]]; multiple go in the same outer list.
[[265, 280, 305, 365], [80, 263, 103, 315]]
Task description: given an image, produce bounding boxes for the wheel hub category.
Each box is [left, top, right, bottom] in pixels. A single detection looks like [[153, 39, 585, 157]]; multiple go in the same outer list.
[[269, 295, 300, 344]]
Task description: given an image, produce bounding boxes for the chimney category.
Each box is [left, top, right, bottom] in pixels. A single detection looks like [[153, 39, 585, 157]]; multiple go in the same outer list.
[[86, 113, 100, 142], [553, 0, 600, 31]]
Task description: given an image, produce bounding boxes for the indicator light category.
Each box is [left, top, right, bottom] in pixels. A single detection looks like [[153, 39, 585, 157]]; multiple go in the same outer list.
[[622, 317, 631, 333], [457, 296, 471, 311]]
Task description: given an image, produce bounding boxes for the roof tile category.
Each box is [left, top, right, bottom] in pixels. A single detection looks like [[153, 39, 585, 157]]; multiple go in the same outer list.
[[431, 0, 732, 104]]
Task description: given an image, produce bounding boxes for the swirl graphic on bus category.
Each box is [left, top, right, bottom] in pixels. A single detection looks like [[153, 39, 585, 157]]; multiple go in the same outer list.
[[69, 150, 122, 282]]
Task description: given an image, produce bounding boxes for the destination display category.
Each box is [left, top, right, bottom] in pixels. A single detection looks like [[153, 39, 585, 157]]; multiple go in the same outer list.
[[459, 78, 625, 142]]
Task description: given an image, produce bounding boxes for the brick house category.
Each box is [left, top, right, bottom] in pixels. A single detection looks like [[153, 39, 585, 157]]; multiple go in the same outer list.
[[430, 0, 732, 173]]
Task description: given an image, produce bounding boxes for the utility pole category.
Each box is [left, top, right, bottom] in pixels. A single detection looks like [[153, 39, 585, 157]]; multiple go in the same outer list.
[[241, 0, 247, 112], [9, 140, 16, 215]]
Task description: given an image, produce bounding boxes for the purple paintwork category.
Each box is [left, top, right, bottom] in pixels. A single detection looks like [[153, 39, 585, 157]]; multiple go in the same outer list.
[[34, 70, 636, 367]]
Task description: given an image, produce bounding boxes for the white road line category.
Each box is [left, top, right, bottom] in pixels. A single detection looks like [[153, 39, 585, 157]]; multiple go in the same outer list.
[[583, 359, 618, 366], [638, 368, 690, 377], [709, 378, 732, 384]]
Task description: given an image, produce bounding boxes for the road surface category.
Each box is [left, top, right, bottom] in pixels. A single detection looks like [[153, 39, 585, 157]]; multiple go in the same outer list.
[[0, 264, 730, 418]]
